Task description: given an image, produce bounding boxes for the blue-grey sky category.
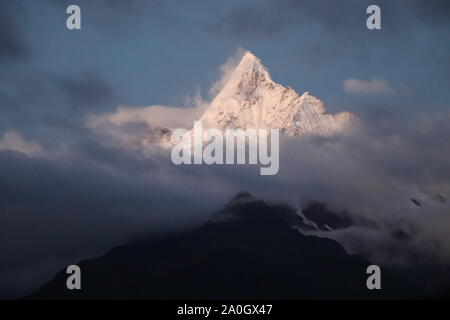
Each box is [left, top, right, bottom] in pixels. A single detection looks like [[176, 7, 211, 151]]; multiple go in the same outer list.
[[1, 0, 449, 142]]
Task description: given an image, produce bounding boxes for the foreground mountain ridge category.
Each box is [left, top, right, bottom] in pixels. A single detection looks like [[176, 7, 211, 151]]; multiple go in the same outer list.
[[28, 192, 410, 300]]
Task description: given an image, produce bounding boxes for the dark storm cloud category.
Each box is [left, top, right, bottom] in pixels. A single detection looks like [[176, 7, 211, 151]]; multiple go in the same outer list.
[[0, 72, 60, 110], [61, 73, 117, 110], [49, 0, 176, 35], [0, 1, 30, 60], [208, 3, 288, 38], [0, 71, 64, 133], [209, 0, 450, 38], [408, 0, 450, 25], [49, 0, 164, 16], [0, 61, 121, 141], [208, 0, 368, 38], [208, 0, 450, 79], [207, 0, 407, 65], [0, 136, 230, 298]]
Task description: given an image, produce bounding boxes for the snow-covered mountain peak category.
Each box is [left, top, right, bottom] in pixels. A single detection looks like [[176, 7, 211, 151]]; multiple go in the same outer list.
[[124, 52, 356, 152], [198, 52, 355, 135], [216, 51, 274, 102]]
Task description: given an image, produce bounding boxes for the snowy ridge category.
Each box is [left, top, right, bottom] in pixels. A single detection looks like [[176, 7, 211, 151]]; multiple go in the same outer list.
[[124, 51, 356, 152], [198, 51, 355, 136]]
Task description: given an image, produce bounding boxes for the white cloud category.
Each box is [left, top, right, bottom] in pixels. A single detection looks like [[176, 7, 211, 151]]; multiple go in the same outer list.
[[343, 77, 398, 95], [0, 130, 43, 156], [86, 92, 209, 146], [88, 103, 205, 130]]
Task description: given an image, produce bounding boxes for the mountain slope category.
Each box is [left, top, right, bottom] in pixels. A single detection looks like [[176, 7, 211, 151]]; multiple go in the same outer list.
[[28, 192, 409, 300]]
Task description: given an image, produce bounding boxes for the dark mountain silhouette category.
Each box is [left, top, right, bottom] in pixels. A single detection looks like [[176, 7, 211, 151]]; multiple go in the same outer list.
[[28, 192, 411, 300]]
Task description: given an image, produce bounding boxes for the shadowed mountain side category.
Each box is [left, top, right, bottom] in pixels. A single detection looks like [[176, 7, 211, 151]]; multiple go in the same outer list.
[[28, 192, 411, 300]]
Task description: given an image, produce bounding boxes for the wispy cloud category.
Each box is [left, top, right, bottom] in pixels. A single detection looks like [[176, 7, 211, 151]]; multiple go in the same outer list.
[[0, 130, 43, 155], [343, 78, 404, 95]]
